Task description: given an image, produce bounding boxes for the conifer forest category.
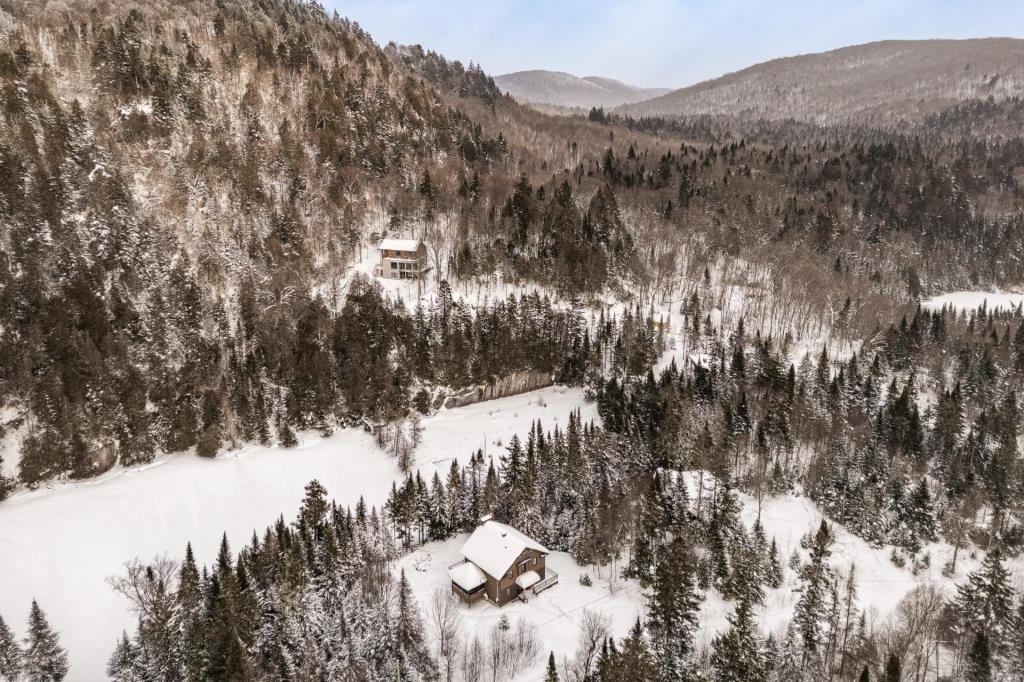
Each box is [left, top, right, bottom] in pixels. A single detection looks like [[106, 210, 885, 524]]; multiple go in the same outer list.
[[1, 1, 1024, 680]]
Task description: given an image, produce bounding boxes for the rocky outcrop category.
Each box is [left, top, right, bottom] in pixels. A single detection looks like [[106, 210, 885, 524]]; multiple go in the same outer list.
[[440, 370, 555, 410]]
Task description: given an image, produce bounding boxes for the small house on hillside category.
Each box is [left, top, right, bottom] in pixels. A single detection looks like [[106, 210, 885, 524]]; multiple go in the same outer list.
[[378, 238, 427, 280], [448, 519, 558, 606]]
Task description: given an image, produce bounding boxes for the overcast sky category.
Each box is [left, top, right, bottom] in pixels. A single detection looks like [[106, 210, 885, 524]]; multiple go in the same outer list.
[[325, 0, 1024, 88]]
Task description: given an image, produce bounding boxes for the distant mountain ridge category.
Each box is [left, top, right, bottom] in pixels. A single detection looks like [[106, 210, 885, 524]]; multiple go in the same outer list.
[[618, 38, 1024, 124], [494, 70, 670, 109]]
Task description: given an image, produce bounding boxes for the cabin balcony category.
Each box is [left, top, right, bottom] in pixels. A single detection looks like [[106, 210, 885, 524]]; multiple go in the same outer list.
[[516, 568, 558, 602], [449, 559, 487, 606]]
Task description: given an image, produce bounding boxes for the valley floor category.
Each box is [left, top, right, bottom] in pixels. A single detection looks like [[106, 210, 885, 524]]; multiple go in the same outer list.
[[3, 287, 1024, 680], [0, 385, 594, 682]]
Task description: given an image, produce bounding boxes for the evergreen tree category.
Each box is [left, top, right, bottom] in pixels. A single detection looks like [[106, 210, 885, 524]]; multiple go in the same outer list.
[[106, 631, 144, 682], [908, 478, 937, 543], [710, 595, 766, 682], [617, 619, 658, 682], [544, 651, 559, 682], [646, 533, 701, 681], [766, 537, 785, 589], [177, 544, 206, 680], [965, 631, 992, 682], [1005, 599, 1024, 680], [394, 569, 436, 679], [883, 653, 900, 682], [952, 551, 1014, 638], [792, 521, 833, 667], [0, 613, 22, 681], [299, 479, 329, 531], [22, 600, 69, 682]]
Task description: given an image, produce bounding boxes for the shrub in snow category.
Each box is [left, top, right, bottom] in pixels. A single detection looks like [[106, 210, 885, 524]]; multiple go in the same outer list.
[[788, 549, 802, 572], [579, 573, 593, 587]]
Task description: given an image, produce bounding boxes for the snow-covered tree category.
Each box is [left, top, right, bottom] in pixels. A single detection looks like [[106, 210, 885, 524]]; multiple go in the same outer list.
[[22, 601, 69, 682]]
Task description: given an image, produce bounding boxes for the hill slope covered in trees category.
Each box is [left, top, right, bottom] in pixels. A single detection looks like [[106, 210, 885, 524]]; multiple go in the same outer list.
[[620, 38, 1024, 124], [494, 70, 670, 108], [2, 2, 1024, 682]]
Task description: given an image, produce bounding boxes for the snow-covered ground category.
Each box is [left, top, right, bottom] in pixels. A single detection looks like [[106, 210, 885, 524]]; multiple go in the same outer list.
[[398, 478, 1024, 681], [0, 386, 594, 682], [923, 290, 1024, 313], [400, 537, 644, 680], [345, 242, 569, 312]]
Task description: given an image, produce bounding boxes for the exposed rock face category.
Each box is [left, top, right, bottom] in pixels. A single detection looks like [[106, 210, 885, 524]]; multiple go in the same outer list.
[[441, 370, 555, 409]]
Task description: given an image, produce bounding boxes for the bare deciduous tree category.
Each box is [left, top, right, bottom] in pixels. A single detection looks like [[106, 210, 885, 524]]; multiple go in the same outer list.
[[461, 635, 485, 682], [107, 555, 179, 619], [562, 609, 611, 682], [430, 588, 463, 682]]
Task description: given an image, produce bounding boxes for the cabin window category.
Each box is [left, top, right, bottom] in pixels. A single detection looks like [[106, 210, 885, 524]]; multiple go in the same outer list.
[[390, 262, 397, 269]]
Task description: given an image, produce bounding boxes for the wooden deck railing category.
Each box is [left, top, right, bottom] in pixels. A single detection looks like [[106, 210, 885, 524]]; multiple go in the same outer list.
[[519, 568, 559, 602]]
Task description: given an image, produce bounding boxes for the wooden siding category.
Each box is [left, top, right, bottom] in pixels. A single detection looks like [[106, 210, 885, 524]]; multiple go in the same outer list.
[[486, 548, 546, 606]]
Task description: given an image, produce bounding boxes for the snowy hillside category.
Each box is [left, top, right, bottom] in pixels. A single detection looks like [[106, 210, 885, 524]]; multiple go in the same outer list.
[[493, 70, 670, 109]]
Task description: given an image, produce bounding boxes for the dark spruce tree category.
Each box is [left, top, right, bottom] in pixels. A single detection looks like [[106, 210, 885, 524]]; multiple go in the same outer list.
[[22, 601, 69, 682]]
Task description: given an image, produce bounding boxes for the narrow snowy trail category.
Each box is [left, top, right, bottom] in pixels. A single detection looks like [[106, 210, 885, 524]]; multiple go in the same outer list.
[[0, 386, 595, 682]]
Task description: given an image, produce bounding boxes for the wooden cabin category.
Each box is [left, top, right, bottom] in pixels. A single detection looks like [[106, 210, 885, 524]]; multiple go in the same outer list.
[[448, 519, 558, 606], [378, 238, 427, 280]]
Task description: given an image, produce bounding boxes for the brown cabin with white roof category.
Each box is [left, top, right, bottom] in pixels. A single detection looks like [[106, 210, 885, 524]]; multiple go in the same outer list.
[[378, 238, 427, 280], [448, 519, 558, 606]]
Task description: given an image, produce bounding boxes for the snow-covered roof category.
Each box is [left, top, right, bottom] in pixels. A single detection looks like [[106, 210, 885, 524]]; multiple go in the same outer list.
[[515, 570, 541, 590], [449, 561, 487, 591], [379, 238, 422, 252], [461, 520, 549, 579]]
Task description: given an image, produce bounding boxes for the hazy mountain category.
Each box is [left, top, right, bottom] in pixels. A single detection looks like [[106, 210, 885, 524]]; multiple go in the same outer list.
[[494, 70, 670, 108], [620, 38, 1024, 124]]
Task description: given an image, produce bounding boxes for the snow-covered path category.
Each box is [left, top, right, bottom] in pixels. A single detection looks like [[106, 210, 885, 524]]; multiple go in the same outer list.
[[0, 386, 595, 682]]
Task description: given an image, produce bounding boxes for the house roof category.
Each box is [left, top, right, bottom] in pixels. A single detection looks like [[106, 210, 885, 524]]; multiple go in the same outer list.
[[449, 561, 487, 592], [379, 238, 421, 252], [460, 520, 549, 579], [515, 570, 541, 590]]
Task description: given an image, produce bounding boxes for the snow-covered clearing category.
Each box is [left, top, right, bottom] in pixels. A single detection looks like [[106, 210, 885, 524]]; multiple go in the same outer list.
[[736, 492, 1023, 637], [399, 478, 1024, 681], [400, 537, 645, 680], [338, 243, 569, 313], [0, 386, 594, 682], [923, 290, 1024, 313]]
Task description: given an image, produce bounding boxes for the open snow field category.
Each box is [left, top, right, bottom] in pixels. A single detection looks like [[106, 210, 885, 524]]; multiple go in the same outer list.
[[0, 386, 595, 682], [923, 290, 1024, 313]]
